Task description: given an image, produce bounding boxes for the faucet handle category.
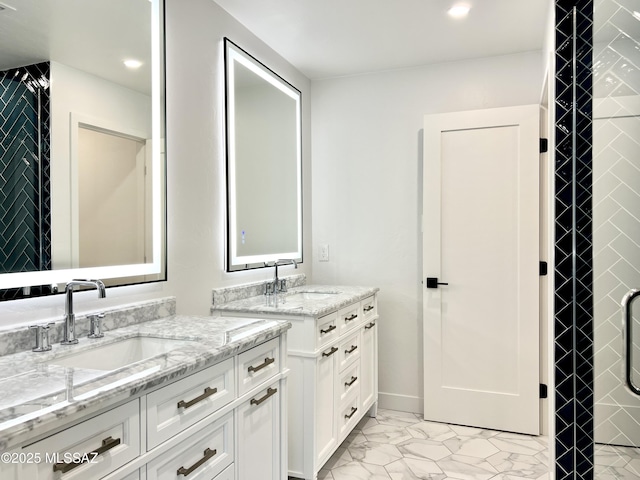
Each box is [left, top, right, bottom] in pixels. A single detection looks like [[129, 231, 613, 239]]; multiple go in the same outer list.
[[278, 278, 288, 293], [88, 313, 105, 339], [29, 322, 55, 352]]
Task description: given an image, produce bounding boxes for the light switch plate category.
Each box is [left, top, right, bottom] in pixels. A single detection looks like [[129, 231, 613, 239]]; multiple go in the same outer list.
[[319, 244, 329, 262]]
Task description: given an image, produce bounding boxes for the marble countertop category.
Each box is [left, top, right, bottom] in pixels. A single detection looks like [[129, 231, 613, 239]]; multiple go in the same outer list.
[[0, 315, 290, 449], [212, 284, 379, 317]]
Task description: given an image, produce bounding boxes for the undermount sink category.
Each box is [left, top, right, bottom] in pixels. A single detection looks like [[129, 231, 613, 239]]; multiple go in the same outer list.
[[48, 336, 196, 371], [286, 291, 341, 301]]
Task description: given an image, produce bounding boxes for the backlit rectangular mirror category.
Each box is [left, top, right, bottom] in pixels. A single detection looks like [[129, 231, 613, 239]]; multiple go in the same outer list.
[[224, 38, 302, 271], [0, 0, 166, 298]]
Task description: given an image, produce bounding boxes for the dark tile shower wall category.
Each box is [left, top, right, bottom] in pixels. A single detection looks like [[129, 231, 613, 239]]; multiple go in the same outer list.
[[554, 1, 594, 479], [0, 62, 52, 299]]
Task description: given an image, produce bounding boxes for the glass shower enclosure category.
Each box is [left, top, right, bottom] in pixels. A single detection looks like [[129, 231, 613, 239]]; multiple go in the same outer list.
[[593, 0, 640, 475]]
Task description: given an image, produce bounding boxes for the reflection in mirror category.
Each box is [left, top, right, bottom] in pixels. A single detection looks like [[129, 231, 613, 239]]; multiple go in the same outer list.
[[0, 0, 166, 299], [224, 38, 302, 272]]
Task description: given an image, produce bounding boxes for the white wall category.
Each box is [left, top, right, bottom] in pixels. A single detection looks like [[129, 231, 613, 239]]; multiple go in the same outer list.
[[0, 0, 312, 328], [163, 0, 312, 313], [310, 52, 545, 412]]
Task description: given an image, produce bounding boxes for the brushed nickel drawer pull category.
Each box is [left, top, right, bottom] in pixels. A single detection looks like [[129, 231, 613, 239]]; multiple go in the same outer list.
[[251, 387, 278, 406], [365, 321, 376, 330], [364, 305, 374, 313], [345, 376, 358, 387], [345, 406, 358, 419], [177, 448, 217, 476], [320, 324, 336, 334], [322, 346, 339, 357], [178, 386, 218, 409], [345, 345, 358, 355], [53, 436, 121, 473], [344, 314, 358, 322], [248, 357, 275, 373]]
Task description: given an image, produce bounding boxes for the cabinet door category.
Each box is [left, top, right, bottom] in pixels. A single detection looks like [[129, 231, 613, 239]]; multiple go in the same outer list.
[[236, 382, 281, 480], [361, 320, 377, 411], [315, 345, 337, 465]]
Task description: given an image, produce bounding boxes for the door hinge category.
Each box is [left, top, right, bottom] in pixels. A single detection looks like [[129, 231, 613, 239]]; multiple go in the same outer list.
[[540, 383, 548, 399], [540, 138, 548, 153], [540, 261, 548, 276]]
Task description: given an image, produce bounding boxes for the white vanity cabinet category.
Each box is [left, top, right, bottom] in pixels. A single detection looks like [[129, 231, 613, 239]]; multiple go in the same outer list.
[[236, 381, 282, 480], [288, 293, 379, 480], [7, 330, 288, 480]]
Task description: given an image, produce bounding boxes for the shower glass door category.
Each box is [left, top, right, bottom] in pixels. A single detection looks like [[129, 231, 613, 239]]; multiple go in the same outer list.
[[593, 0, 640, 475]]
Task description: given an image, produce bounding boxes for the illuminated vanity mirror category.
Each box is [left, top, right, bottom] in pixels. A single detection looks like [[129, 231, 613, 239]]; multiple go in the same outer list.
[[0, 0, 166, 298], [224, 38, 302, 272]]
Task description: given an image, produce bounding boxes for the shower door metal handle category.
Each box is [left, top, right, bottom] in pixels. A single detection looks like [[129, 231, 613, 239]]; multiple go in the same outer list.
[[622, 289, 640, 396]]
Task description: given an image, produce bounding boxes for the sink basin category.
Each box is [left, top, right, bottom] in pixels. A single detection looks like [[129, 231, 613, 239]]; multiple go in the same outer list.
[[287, 291, 341, 301], [48, 337, 195, 371]]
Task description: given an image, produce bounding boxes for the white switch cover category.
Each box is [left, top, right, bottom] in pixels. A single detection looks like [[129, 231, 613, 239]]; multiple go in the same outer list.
[[319, 244, 329, 262]]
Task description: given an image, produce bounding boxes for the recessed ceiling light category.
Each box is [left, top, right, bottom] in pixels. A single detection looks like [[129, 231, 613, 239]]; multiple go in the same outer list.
[[448, 4, 470, 18], [124, 59, 143, 69]]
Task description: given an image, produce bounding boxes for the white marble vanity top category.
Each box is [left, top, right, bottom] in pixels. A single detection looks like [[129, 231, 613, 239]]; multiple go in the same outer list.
[[212, 284, 379, 317], [0, 315, 290, 449]]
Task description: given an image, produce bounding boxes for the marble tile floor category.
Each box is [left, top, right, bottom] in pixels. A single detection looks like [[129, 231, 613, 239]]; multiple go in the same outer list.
[[289, 409, 640, 480]]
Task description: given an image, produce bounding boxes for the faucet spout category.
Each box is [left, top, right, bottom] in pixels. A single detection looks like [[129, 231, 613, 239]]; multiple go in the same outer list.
[[62, 279, 106, 345], [269, 259, 298, 306]]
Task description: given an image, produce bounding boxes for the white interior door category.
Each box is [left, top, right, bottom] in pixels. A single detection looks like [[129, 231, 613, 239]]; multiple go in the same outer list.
[[423, 105, 540, 435]]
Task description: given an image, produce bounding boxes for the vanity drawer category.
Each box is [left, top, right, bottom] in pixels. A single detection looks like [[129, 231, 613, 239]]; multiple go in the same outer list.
[[361, 295, 377, 322], [146, 411, 234, 480], [337, 362, 360, 405], [22, 400, 140, 480], [337, 302, 361, 336], [337, 393, 361, 442], [147, 357, 235, 449], [238, 338, 280, 395], [338, 330, 360, 372], [316, 311, 339, 348]]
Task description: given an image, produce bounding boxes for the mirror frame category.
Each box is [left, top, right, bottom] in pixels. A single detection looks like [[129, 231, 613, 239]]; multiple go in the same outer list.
[[0, 0, 167, 292], [223, 38, 303, 272]]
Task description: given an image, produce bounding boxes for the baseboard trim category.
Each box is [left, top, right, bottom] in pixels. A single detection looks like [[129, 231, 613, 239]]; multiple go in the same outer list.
[[378, 392, 423, 415]]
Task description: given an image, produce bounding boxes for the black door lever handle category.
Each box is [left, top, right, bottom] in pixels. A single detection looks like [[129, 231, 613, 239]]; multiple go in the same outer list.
[[426, 277, 448, 289]]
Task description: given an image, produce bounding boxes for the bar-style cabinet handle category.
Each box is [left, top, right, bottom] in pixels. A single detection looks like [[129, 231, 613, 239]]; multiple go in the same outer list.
[[322, 346, 339, 357], [365, 321, 376, 330], [53, 436, 121, 473], [345, 376, 358, 387], [345, 345, 358, 355], [344, 406, 358, 419], [344, 314, 358, 322], [363, 305, 374, 313], [248, 357, 275, 373], [251, 387, 278, 406], [320, 324, 337, 335], [176, 448, 217, 476], [177, 387, 218, 409]]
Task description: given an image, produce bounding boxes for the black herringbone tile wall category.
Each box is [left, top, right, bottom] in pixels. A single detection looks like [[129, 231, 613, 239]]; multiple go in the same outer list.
[[0, 62, 52, 299], [555, 1, 595, 479]]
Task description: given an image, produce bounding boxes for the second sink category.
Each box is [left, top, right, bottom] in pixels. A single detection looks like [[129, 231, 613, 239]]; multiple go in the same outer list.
[[48, 336, 196, 371], [286, 291, 341, 301]]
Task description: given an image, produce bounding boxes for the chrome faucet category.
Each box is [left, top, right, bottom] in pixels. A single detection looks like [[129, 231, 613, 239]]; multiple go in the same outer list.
[[62, 279, 106, 345], [265, 259, 297, 307], [273, 259, 297, 291]]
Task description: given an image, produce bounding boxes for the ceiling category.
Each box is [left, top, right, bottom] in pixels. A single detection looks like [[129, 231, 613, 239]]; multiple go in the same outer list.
[[0, 0, 151, 94], [213, 0, 553, 80]]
